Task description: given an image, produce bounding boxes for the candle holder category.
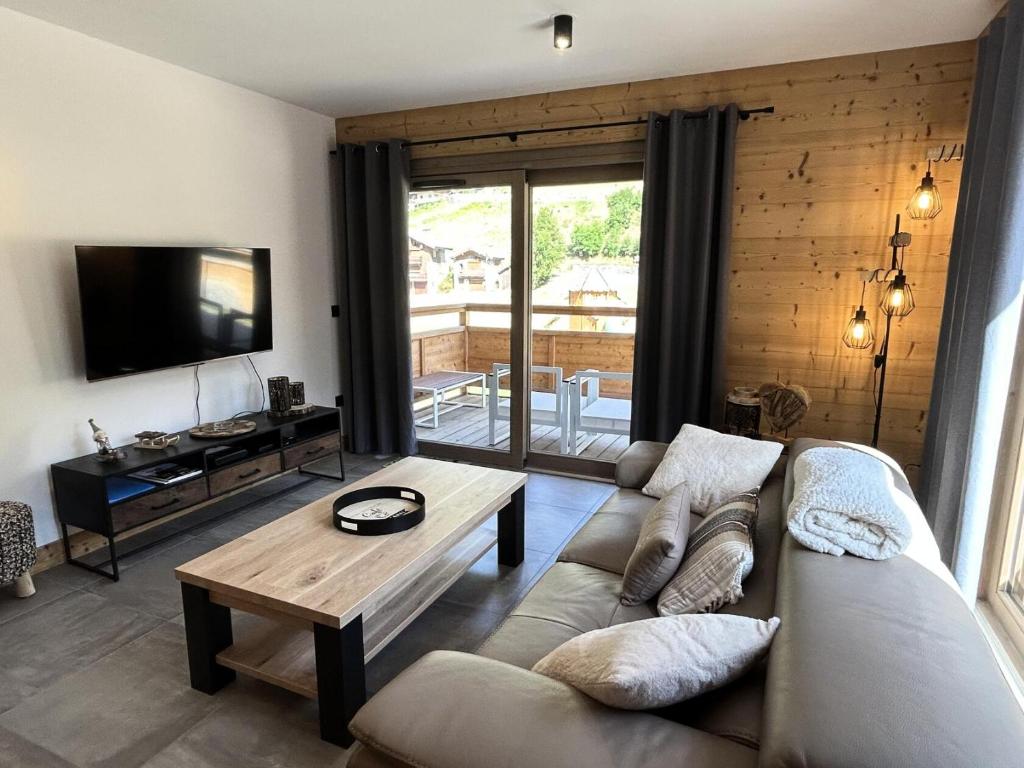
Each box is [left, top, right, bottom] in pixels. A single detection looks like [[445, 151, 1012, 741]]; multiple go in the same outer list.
[[268, 376, 292, 416], [288, 380, 315, 415]]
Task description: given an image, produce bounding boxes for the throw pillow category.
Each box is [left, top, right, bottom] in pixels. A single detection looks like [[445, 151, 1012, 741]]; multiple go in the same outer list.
[[642, 424, 782, 513], [532, 614, 781, 710], [620, 484, 691, 606], [658, 490, 758, 615]]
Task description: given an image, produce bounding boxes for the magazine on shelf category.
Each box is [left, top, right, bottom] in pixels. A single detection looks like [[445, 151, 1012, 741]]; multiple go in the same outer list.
[[128, 463, 203, 485]]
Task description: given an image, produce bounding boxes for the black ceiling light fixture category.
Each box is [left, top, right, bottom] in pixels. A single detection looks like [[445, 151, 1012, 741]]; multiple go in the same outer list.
[[554, 14, 573, 50]]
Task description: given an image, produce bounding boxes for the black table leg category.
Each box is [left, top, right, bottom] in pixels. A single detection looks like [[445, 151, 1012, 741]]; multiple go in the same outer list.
[[314, 615, 366, 747], [181, 583, 235, 694], [497, 486, 525, 567]]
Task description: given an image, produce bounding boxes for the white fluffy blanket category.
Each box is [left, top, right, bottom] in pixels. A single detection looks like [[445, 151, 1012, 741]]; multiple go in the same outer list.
[[787, 446, 914, 560]]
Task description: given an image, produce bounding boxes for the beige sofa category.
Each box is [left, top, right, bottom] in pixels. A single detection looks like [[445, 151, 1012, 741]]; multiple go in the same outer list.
[[348, 439, 1024, 767]]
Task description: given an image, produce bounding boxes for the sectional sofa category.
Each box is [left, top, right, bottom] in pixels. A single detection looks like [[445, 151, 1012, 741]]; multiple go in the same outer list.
[[348, 438, 1024, 767]]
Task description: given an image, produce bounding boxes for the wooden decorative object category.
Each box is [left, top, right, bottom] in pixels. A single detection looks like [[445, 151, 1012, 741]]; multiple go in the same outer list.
[[133, 431, 181, 450], [188, 420, 257, 439], [759, 383, 811, 435]]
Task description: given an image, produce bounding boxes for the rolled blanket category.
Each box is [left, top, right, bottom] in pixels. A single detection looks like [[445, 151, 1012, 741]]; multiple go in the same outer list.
[[787, 446, 914, 560]]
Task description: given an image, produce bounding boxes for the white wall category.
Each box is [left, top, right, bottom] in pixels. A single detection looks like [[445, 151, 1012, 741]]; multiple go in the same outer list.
[[0, 9, 339, 546]]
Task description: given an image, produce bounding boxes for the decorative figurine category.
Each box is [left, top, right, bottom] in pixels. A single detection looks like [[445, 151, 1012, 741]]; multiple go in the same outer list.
[[88, 419, 126, 462]]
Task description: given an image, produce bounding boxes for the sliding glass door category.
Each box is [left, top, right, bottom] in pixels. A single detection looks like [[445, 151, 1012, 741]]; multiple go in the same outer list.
[[406, 171, 527, 468], [406, 164, 641, 476], [527, 176, 642, 472]]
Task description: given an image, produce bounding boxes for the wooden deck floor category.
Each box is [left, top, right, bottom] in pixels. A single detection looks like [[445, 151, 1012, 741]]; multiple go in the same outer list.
[[414, 395, 630, 462]]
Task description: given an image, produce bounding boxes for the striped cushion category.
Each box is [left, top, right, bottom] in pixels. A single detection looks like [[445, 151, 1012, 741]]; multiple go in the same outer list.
[[657, 490, 758, 615]]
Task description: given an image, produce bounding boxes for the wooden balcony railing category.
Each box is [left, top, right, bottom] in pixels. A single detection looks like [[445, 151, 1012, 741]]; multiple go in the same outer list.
[[410, 303, 635, 399]]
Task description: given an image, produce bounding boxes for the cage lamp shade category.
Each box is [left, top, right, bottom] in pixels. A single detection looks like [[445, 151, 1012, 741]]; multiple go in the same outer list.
[[907, 167, 942, 219], [843, 306, 875, 349], [880, 270, 915, 318]]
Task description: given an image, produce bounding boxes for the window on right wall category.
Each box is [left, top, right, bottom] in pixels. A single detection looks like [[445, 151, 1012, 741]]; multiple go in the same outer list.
[[980, 341, 1024, 689]]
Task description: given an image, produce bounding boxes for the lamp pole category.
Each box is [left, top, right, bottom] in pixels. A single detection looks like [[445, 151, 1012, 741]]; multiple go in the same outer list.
[[871, 214, 907, 448]]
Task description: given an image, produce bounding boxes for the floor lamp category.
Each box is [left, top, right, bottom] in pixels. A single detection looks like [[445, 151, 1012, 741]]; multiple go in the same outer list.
[[842, 214, 916, 447]]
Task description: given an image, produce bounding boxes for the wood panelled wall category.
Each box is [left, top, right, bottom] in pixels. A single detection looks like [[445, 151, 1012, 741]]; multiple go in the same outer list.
[[338, 42, 976, 479]]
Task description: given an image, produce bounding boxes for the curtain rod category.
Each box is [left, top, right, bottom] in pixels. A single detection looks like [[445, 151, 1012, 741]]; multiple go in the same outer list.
[[330, 106, 774, 153]]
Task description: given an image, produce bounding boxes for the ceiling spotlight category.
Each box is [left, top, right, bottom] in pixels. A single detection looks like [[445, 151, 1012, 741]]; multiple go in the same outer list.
[[554, 14, 573, 50]]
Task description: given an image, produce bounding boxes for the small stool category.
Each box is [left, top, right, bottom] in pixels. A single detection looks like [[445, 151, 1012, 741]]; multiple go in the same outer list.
[[0, 501, 37, 598]]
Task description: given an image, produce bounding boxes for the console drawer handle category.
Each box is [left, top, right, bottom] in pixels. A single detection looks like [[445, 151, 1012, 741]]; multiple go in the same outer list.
[[238, 468, 262, 479], [149, 497, 181, 511], [305, 446, 325, 456]]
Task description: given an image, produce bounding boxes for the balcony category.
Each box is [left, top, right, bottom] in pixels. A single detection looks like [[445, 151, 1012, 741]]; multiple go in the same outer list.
[[411, 302, 635, 462]]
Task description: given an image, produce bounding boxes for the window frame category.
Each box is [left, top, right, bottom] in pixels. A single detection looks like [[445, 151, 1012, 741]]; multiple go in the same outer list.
[[408, 151, 644, 477], [979, 305, 1024, 676]]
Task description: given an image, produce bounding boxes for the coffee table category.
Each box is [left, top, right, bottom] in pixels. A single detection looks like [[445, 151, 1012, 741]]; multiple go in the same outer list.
[[174, 456, 527, 747]]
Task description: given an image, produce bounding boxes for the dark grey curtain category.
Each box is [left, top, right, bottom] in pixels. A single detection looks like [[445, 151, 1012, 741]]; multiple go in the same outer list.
[[919, 2, 1024, 600], [334, 140, 417, 456], [631, 105, 739, 443]]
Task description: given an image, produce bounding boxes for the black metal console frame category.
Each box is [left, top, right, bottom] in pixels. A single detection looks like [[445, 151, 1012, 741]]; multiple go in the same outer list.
[[50, 406, 345, 581]]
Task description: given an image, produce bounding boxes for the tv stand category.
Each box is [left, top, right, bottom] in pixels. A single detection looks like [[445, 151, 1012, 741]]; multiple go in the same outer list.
[[50, 406, 343, 581]]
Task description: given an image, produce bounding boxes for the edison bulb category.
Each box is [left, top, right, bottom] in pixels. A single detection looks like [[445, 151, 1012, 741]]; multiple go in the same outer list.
[[915, 191, 933, 210], [852, 322, 865, 340]]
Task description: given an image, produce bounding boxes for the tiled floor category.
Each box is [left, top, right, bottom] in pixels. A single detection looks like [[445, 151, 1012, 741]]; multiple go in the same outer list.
[[0, 452, 614, 767]]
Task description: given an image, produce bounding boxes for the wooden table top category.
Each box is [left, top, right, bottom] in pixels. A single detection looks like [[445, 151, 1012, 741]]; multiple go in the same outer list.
[[411, 370, 484, 390], [175, 457, 526, 629]]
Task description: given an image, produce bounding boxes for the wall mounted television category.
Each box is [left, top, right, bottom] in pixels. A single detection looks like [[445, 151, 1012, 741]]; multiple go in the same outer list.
[[75, 246, 272, 381]]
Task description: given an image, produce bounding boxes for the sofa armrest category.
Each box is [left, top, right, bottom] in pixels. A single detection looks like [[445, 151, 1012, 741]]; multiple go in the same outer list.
[[349, 651, 755, 768], [761, 536, 1024, 768], [614, 441, 669, 489]]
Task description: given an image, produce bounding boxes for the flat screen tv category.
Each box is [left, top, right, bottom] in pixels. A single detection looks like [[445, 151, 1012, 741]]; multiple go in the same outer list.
[[76, 246, 272, 381]]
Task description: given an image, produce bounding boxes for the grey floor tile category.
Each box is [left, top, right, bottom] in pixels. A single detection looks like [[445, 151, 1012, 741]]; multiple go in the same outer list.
[[139, 677, 349, 768], [0, 670, 40, 717], [0, 564, 96, 627], [0, 591, 160, 712], [0, 725, 78, 768], [366, 600, 505, 696], [523, 501, 592, 555], [0, 623, 218, 768], [83, 536, 227, 620], [437, 546, 552, 616], [525, 472, 615, 512]]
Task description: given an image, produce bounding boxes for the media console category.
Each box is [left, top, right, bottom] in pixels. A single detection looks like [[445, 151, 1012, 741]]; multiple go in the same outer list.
[[50, 405, 343, 581]]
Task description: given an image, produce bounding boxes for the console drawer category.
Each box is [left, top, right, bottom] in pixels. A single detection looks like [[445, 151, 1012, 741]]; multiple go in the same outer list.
[[209, 453, 282, 496], [283, 433, 340, 470], [111, 478, 209, 533]]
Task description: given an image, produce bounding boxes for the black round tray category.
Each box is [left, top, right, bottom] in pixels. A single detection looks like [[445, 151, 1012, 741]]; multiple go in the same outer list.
[[332, 486, 425, 536]]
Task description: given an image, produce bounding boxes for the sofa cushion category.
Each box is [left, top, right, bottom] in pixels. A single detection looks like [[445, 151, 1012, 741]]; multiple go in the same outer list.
[[478, 562, 658, 669], [532, 614, 779, 710], [761, 535, 1024, 768], [620, 484, 691, 605], [643, 425, 783, 512], [558, 489, 663, 575], [615, 440, 670, 489], [660, 664, 767, 750], [718, 466, 784, 622], [658, 490, 759, 615], [350, 651, 759, 768]]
